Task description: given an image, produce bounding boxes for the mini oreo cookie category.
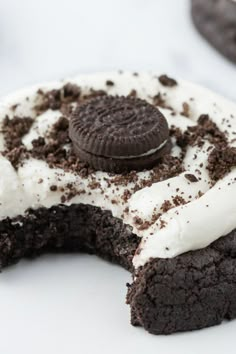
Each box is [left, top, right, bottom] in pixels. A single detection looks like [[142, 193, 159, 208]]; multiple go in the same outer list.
[[69, 95, 171, 173]]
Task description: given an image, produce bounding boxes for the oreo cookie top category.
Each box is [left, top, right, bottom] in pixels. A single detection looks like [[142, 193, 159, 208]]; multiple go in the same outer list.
[[0, 72, 235, 269], [69, 96, 170, 172]]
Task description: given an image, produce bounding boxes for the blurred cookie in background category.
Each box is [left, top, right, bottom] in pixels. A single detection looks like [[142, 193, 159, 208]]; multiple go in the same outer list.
[[191, 0, 236, 63]]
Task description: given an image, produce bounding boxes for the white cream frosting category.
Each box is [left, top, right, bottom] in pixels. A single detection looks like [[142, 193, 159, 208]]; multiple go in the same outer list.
[[133, 169, 236, 267], [0, 72, 236, 268]]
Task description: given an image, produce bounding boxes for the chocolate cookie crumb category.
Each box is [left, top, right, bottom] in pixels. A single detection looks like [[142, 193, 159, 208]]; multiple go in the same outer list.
[[161, 200, 172, 213], [152, 93, 166, 108], [172, 195, 187, 206], [35, 84, 105, 115], [3, 146, 29, 168], [1, 116, 34, 150], [207, 146, 236, 182], [170, 114, 228, 152], [181, 102, 190, 117], [128, 89, 137, 98], [158, 75, 177, 87], [184, 174, 199, 182], [159, 219, 167, 229], [50, 185, 58, 191], [106, 80, 114, 86]]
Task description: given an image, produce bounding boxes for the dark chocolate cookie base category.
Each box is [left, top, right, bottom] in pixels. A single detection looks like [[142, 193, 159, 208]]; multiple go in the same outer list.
[[127, 228, 236, 334], [191, 0, 236, 63], [1, 203, 236, 334], [0, 204, 139, 272]]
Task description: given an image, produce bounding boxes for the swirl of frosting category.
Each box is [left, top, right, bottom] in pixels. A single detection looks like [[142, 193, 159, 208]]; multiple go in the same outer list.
[[0, 72, 235, 269]]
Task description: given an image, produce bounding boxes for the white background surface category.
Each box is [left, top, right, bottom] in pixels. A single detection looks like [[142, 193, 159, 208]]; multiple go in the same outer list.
[[0, 1, 235, 353]]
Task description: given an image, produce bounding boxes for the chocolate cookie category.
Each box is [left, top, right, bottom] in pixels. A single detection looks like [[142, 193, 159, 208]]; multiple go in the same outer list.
[[69, 96, 171, 173], [1, 71, 236, 336], [191, 0, 236, 63], [1, 203, 236, 335], [0, 204, 139, 272], [127, 228, 236, 334]]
